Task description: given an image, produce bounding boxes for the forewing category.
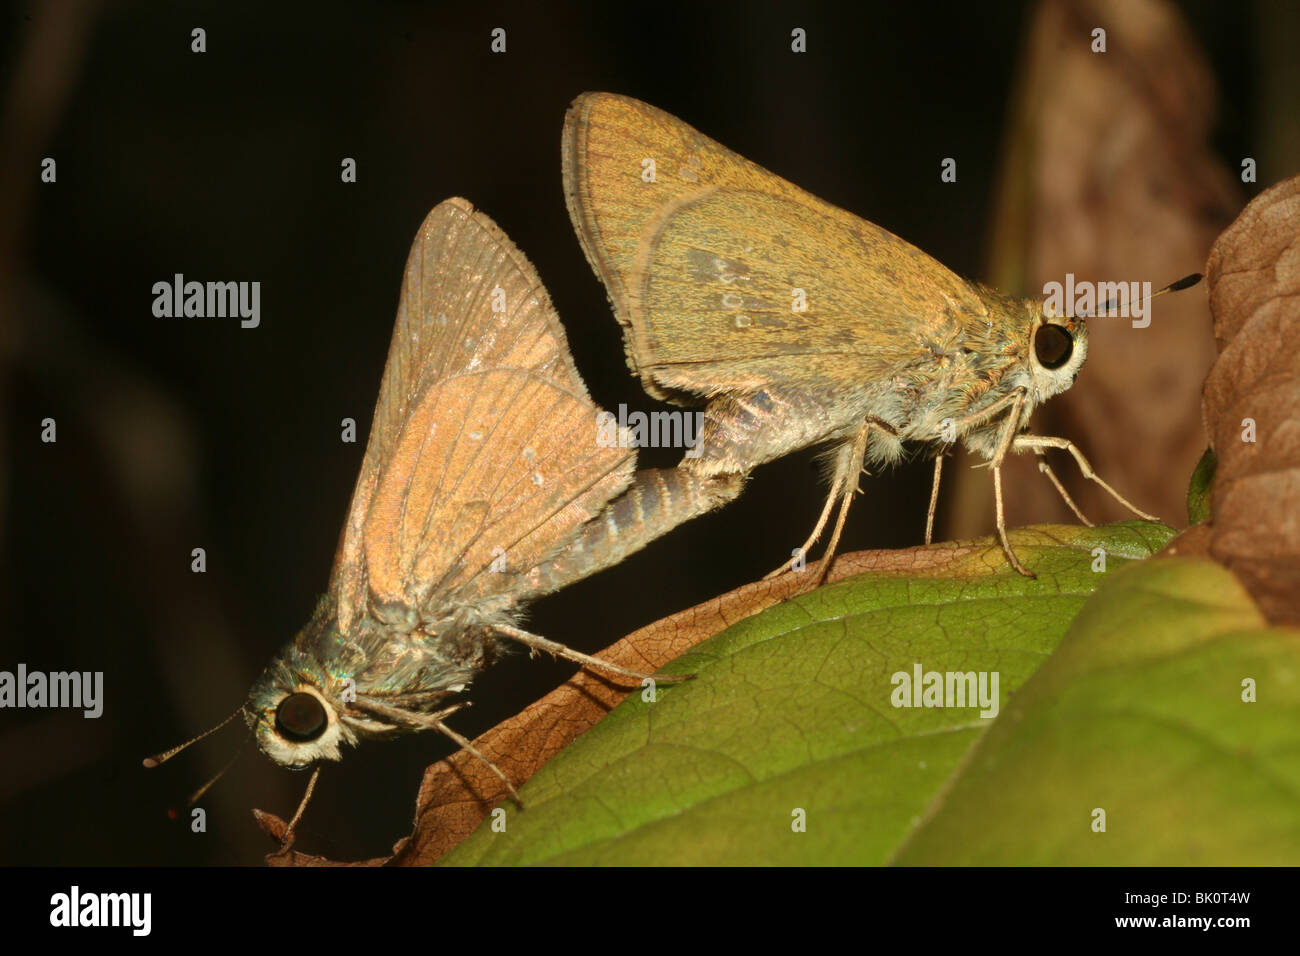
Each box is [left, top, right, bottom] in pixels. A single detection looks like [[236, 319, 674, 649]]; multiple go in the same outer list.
[[330, 198, 633, 633], [562, 93, 989, 399], [359, 368, 632, 613], [363, 197, 591, 469]]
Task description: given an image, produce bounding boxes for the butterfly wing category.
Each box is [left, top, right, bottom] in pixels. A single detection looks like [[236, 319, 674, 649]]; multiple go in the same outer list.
[[330, 198, 634, 633], [562, 93, 992, 403]]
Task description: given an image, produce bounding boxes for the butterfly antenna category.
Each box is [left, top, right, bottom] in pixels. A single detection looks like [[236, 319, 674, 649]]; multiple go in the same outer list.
[[1159, 272, 1204, 294], [1084, 272, 1203, 318], [143, 705, 247, 768], [166, 728, 253, 818]]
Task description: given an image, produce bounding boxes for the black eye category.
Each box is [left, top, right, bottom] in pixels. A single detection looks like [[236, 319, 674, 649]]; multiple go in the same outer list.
[[275, 692, 327, 742], [1034, 324, 1073, 369]]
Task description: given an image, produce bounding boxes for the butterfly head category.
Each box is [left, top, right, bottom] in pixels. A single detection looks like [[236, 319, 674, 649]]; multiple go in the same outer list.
[[244, 641, 358, 770], [1026, 305, 1088, 405]]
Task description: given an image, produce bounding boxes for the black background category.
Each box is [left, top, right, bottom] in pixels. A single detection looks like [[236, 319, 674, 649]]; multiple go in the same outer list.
[[2, 0, 1255, 865]]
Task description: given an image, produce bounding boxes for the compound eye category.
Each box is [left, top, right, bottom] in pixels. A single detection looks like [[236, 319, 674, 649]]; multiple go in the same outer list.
[[274, 692, 327, 742], [1034, 324, 1074, 369]]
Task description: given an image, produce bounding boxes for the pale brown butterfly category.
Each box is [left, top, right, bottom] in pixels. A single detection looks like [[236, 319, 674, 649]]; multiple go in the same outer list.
[[562, 92, 1194, 581], [145, 197, 736, 847]]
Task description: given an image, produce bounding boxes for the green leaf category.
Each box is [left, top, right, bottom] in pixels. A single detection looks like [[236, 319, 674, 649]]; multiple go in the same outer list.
[[895, 556, 1300, 865], [1187, 447, 1217, 525], [439, 521, 1184, 865]]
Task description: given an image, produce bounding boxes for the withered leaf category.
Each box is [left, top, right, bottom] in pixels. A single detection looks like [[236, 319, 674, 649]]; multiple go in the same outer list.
[[1189, 173, 1300, 625]]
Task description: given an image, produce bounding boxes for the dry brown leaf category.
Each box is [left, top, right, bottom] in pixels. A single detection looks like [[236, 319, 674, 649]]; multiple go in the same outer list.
[[950, 0, 1238, 540], [255, 811, 382, 868], [1195, 174, 1300, 625], [1158, 520, 1211, 558], [257, 542, 1002, 865]]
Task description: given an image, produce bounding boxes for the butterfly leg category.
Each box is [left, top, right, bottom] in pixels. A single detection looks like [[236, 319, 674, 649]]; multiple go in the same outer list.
[[1013, 434, 1159, 522], [988, 391, 1036, 578], [762, 455, 847, 579], [279, 764, 322, 849], [925, 454, 944, 545], [427, 711, 522, 806], [351, 699, 524, 805], [928, 389, 1037, 573], [1030, 447, 1093, 525], [492, 623, 691, 685], [765, 417, 876, 585], [810, 421, 875, 586]]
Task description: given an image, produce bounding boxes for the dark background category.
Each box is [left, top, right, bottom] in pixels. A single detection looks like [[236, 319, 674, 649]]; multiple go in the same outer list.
[[0, 0, 1259, 864]]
